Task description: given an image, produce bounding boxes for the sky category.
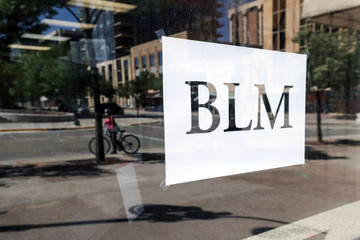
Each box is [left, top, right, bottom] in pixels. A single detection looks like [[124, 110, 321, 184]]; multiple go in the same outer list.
[[42, 7, 80, 34]]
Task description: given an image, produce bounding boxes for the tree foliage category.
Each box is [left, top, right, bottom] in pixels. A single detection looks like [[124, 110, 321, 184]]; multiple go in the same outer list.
[[117, 81, 132, 98], [123, 70, 162, 107], [294, 27, 360, 142], [10, 44, 92, 105], [294, 28, 360, 100], [0, 0, 61, 108]]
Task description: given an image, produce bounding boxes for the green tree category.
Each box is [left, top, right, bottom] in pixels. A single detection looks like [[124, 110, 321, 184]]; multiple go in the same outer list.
[[10, 44, 92, 106], [294, 28, 360, 142], [117, 81, 132, 99], [130, 71, 162, 105], [126, 70, 162, 117], [0, 0, 60, 108]]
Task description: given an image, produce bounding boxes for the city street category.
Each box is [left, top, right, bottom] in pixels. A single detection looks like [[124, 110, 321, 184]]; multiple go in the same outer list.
[[0, 115, 359, 164], [0, 120, 165, 164], [0, 115, 360, 239]]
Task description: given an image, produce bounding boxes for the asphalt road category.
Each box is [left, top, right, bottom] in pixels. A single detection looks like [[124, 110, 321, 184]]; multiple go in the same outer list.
[[0, 118, 358, 163], [0, 122, 165, 163]]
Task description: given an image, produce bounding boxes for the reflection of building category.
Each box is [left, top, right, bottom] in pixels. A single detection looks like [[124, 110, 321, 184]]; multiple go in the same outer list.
[[301, 0, 360, 30], [130, 31, 189, 78], [95, 31, 188, 108], [113, 0, 223, 58], [95, 55, 133, 107], [91, 0, 224, 108], [228, 0, 263, 48], [228, 0, 301, 53], [264, 0, 301, 52], [92, 10, 116, 61]]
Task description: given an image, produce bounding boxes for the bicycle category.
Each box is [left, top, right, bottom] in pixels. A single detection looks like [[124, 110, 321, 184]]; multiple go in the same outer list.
[[89, 129, 140, 155]]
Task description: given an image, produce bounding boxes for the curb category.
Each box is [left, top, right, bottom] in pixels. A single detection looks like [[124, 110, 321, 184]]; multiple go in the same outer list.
[[0, 126, 95, 133], [0, 119, 161, 132], [128, 120, 161, 126]]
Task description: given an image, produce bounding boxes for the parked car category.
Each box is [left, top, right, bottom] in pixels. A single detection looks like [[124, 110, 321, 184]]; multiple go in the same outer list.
[[77, 105, 90, 116], [99, 103, 124, 115]]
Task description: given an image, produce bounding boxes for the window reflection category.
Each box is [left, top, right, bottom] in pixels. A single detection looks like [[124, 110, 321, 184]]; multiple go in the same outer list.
[[0, 0, 360, 239]]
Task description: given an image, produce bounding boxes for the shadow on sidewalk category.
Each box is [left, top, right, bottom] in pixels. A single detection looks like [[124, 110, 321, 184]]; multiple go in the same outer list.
[[333, 139, 360, 146], [0, 204, 289, 232], [138, 153, 164, 164], [305, 146, 347, 161], [0, 161, 111, 179], [0, 153, 165, 181]]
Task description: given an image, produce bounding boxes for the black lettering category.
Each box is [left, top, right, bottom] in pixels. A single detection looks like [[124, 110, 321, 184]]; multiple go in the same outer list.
[[254, 84, 293, 130], [223, 83, 252, 132], [185, 81, 220, 134]]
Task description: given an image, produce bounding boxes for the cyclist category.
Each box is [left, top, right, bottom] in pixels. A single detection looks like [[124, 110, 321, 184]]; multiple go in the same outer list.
[[104, 109, 120, 154]]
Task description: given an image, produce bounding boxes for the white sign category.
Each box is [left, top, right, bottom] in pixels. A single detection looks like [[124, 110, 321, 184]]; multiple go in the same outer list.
[[163, 37, 306, 186]]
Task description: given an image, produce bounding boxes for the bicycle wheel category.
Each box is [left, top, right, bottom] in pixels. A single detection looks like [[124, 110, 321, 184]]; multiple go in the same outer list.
[[89, 137, 111, 155], [120, 135, 140, 154]]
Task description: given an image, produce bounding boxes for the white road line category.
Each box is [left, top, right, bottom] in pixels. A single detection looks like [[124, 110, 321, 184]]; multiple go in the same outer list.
[[245, 201, 360, 240], [140, 125, 164, 129], [139, 135, 164, 142]]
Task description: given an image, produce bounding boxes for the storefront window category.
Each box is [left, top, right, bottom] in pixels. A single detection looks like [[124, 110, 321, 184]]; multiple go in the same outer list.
[[1, 1, 360, 239]]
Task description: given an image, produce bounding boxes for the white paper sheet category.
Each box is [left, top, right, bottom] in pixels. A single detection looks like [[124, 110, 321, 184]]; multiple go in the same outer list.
[[163, 37, 306, 185]]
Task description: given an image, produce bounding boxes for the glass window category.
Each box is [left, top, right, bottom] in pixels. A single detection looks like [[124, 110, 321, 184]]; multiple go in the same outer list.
[[158, 51, 163, 66], [108, 64, 112, 81], [142, 55, 146, 69], [2, 1, 360, 239], [280, 0, 286, 10], [124, 59, 129, 82], [117, 60, 122, 83], [150, 54, 154, 67], [134, 57, 139, 69]]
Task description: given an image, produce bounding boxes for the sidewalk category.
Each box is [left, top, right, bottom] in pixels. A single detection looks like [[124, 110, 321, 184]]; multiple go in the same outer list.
[[0, 108, 162, 133]]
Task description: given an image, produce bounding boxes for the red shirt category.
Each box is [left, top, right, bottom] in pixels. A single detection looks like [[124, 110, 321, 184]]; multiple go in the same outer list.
[[105, 116, 116, 130]]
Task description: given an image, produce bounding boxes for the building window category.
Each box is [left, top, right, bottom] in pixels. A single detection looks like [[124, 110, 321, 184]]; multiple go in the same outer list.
[[246, 7, 259, 46], [150, 54, 154, 67], [158, 51, 162, 66], [117, 60, 122, 83], [231, 11, 243, 45], [273, 0, 286, 51], [134, 57, 139, 70], [108, 64, 112, 82], [142, 55, 146, 69], [124, 60, 129, 82]]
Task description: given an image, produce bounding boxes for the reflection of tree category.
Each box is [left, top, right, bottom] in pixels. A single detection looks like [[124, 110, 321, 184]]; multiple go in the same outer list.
[[0, 0, 59, 108], [11, 44, 92, 106], [117, 82, 132, 99], [294, 28, 360, 142], [127, 71, 162, 116]]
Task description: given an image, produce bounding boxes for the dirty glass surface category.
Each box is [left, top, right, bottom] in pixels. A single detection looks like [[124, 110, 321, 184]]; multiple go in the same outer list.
[[0, 0, 360, 239]]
